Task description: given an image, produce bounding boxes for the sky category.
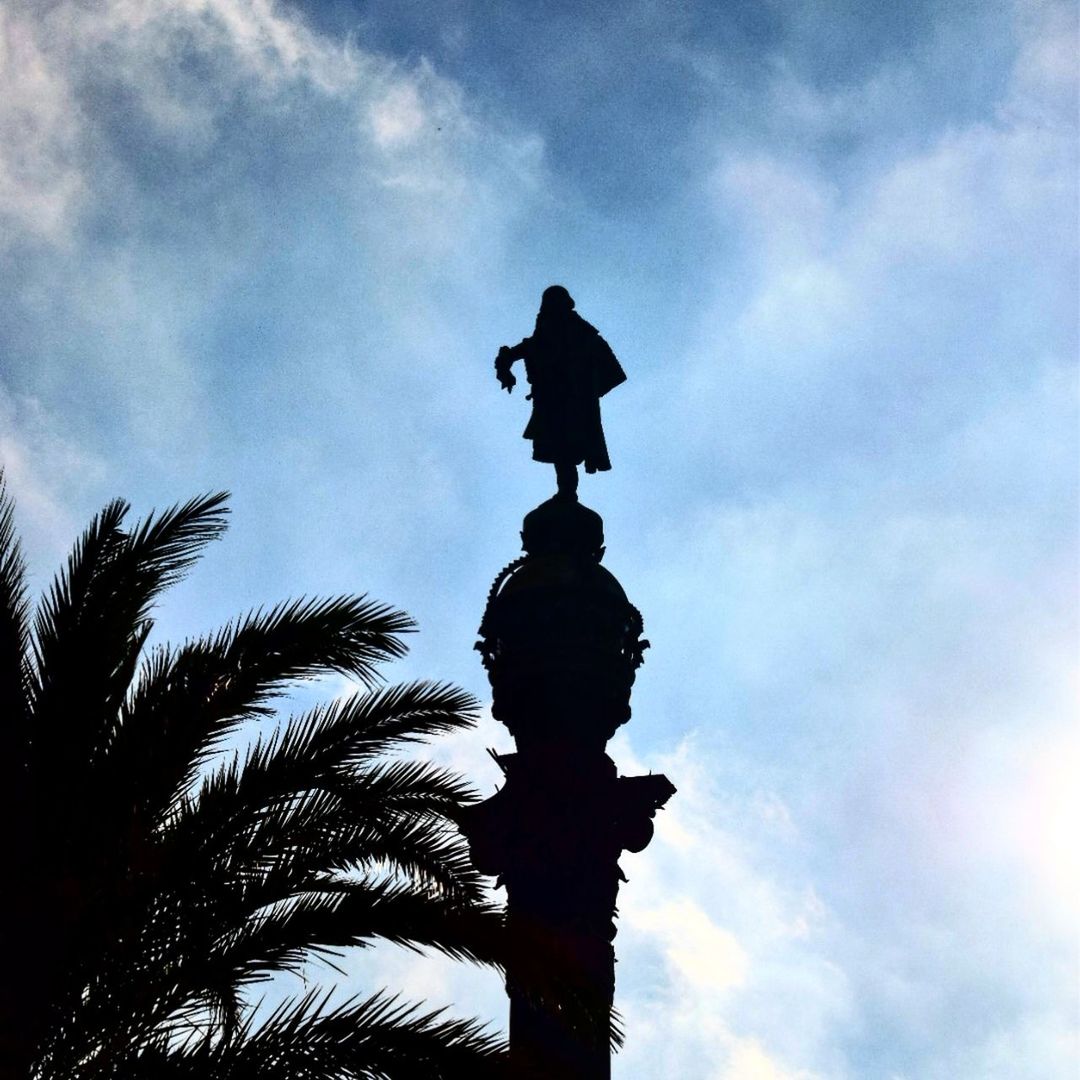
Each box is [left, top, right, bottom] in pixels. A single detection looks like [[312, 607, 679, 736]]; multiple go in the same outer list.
[[1, 0, 1077, 1076]]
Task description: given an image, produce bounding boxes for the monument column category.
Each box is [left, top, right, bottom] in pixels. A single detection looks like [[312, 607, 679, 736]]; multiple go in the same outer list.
[[460, 497, 675, 1077]]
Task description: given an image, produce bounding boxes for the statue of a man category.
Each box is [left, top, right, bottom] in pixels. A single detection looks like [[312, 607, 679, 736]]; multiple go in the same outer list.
[[495, 286, 626, 500]]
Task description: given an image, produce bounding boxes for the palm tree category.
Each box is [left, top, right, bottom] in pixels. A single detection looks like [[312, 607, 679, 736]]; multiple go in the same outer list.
[[0, 475, 506, 1078]]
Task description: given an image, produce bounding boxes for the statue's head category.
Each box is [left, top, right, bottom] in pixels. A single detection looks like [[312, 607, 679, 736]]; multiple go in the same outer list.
[[540, 285, 575, 314]]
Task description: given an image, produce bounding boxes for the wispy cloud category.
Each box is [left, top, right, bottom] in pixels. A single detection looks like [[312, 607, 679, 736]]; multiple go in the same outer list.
[[0, 5, 85, 242]]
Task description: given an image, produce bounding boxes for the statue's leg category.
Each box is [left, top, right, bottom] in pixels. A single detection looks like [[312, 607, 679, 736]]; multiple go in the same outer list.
[[555, 461, 579, 500]]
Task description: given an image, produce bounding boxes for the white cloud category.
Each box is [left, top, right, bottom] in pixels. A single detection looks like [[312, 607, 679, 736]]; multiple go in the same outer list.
[[0, 0, 545, 509], [1009, 0, 1078, 121], [955, 718, 1080, 929], [0, 5, 85, 241], [693, 0, 1074, 390], [0, 0, 542, 249], [618, 275, 1075, 1073], [629, 898, 749, 993], [81, 0, 361, 95], [605, 732, 852, 1077], [725, 1036, 819, 1080], [369, 81, 427, 149]]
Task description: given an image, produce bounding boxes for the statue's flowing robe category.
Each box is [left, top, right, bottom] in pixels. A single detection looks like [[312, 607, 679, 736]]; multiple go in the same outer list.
[[500, 312, 626, 473]]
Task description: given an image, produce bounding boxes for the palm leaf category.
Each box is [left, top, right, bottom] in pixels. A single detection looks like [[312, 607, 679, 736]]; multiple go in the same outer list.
[[29, 492, 228, 764], [122, 990, 508, 1079], [181, 683, 479, 837], [164, 779, 485, 911], [201, 879, 505, 990], [0, 469, 30, 774], [106, 596, 414, 830]]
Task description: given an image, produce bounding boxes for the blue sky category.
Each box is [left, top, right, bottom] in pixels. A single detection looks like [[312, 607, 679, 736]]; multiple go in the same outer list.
[[1, 0, 1076, 1075]]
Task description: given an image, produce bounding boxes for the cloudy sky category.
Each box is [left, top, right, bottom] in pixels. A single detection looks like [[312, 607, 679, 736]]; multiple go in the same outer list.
[[2, 0, 1077, 1075]]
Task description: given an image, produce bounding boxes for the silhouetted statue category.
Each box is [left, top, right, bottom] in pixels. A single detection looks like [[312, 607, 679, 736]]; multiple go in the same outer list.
[[496, 285, 626, 500]]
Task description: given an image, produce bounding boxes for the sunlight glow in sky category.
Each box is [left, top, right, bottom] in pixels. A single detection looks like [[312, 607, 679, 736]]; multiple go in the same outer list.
[[1, 0, 1077, 1076]]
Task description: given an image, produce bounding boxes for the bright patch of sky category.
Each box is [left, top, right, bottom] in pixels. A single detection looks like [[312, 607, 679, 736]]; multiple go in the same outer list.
[[1, 0, 1076, 1075]]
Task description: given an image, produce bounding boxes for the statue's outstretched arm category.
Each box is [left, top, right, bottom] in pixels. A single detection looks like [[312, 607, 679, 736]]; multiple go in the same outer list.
[[495, 338, 531, 393]]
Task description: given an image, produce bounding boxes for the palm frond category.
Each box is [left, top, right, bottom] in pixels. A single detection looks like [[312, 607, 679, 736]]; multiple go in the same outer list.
[[61, 801, 492, 1045], [27, 495, 129, 773], [164, 776, 486, 911], [200, 879, 505, 991], [331, 758, 480, 813], [182, 682, 479, 832], [116, 492, 232, 598], [30, 492, 228, 732], [66, 782, 490, 1036], [27, 493, 228, 833], [0, 469, 30, 762], [105, 596, 415, 828], [129, 989, 508, 1080]]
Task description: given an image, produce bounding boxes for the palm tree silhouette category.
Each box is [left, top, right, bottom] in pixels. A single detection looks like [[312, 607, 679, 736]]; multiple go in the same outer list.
[[0, 476, 506, 1078]]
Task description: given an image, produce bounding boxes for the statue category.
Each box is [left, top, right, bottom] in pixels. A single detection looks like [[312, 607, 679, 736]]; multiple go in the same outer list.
[[495, 285, 626, 500]]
